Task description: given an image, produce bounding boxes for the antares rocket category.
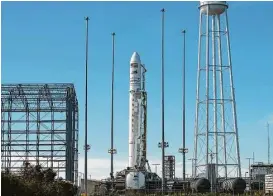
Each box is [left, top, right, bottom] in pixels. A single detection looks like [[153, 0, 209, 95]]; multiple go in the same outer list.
[[126, 52, 147, 190], [128, 52, 147, 170]]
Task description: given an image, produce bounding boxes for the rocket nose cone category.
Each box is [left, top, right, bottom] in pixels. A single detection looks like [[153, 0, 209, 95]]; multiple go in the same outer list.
[[130, 52, 141, 63]]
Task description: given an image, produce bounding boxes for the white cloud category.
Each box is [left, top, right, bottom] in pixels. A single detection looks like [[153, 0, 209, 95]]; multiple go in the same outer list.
[[78, 157, 128, 180]]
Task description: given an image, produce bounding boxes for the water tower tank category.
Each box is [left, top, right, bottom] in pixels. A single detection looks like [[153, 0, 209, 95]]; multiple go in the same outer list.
[[199, 1, 228, 15]]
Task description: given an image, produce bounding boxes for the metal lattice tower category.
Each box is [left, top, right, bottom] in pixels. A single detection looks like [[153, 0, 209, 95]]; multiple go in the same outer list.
[[193, 1, 242, 179], [1, 84, 79, 184], [164, 155, 175, 180], [139, 64, 147, 169]]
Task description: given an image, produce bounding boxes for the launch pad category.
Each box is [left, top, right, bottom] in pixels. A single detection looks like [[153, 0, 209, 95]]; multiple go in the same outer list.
[[96, 37, 247, 194], [94, 173, 247, 195], [88, 1, 248, 194]]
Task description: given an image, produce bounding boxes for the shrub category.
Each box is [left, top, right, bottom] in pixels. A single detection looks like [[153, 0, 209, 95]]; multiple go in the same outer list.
[[1, 162, 78, 196]]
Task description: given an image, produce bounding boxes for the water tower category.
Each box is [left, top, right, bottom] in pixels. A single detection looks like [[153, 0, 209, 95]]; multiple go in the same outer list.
[[193, 1, 242, 182]]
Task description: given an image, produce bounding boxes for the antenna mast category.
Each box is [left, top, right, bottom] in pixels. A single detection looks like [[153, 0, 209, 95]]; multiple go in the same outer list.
[[267, 122, 270, 164], [160, 8, 166, 194], [109, 32, 117, 191], [84, 16, 89, 195]]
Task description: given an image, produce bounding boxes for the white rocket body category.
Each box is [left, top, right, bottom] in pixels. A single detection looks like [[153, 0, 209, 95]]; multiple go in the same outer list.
[[128, 52, 142, 168], [126, 52, 146, 190]]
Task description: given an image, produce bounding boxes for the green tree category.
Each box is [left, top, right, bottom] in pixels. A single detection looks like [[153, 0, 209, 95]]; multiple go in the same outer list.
[[1, 162, 78, 196]]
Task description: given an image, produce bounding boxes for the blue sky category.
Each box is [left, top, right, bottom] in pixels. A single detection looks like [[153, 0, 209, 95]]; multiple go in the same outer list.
[[2, 1, 273, 178]]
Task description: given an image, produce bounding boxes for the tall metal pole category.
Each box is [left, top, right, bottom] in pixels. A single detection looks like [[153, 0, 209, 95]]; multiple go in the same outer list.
[[182, 30, 186, 181], [110, 32, 116, 191], [161, 8, 166, 194], [267, 122, 270, 164], [84, 16, 89, 195]]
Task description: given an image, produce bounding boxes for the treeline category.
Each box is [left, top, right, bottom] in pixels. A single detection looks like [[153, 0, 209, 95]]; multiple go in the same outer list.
[[1, 162, 78, 196]]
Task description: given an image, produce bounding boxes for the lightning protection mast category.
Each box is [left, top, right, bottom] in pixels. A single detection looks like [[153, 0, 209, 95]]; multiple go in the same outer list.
[[267, 122, 270, 164], [84, 16, 90, 195], [108, 32, 117, 192]]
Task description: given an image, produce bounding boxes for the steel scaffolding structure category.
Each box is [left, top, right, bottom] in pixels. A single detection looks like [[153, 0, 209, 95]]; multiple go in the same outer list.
[[164, 155, 175, 180], [1, 83, 79, 184]]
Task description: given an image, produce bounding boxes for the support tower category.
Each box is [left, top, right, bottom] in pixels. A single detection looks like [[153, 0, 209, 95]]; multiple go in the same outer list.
[[194, 1, 242, 180]]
